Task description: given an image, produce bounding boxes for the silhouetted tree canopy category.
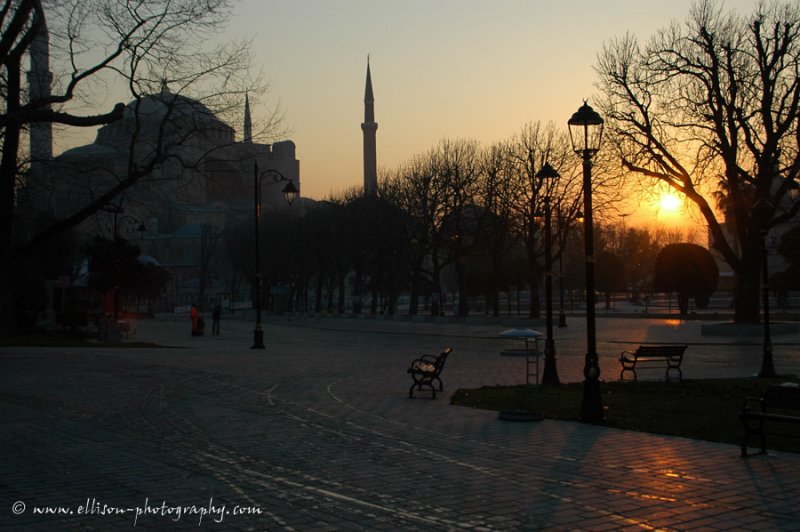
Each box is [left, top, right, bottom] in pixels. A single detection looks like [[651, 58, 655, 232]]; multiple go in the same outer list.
[[772, 225, 800, 306], [777, 226, 800, 269], [654, 243, 719, 314], [86, 237, 143, 294], [86, 236, 169, 301], [135, 263, 172, 303], [595, 250, 626, 309], [597, 1, 800, 323], [0, 0, 272, 334]]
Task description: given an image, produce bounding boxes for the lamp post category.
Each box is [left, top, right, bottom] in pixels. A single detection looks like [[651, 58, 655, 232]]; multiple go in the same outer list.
[[568, 101, 604, 422], [753, 197, 776, 377], [100, 201, 146, 319], [758, 226, 775, 378], [252, 161, 299, 350], [536, 162, 560, 386], [557, 205, 572, 328]]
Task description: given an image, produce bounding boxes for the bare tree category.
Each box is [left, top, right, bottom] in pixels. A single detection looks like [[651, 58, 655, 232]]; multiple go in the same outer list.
[[197, 223, 222, 310], [5, 0, 268, 250], [473, 141, 524, 316], [597, 0, 800, 323], [381, 154, 442, 315], [506, 122, 585, 318], [430, 138, 481, 317], [1, 0, 278, 330]]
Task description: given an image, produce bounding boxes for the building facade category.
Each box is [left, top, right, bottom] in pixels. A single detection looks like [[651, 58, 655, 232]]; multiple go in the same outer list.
[[30, 84, 301, 311]]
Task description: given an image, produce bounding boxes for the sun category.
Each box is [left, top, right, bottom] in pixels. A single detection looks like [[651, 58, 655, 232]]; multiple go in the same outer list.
[[659, 193, 682, 213]]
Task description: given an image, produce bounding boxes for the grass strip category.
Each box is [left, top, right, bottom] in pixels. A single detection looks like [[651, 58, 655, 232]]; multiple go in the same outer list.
[[451, 377, 800, 453]]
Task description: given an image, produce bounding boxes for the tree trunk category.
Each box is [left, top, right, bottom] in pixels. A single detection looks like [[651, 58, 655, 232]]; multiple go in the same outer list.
[[408, 261, 423, 316], [326, 284, 334, 312], [337, 275, 345, 314], [528, 278, 541, 319], [733, 249, 761, 324], [0, 61, 22, 335], [456, 261, 469, 317], [431, 258, 443, 316], [527, 247, 542, 319], [677, 290, 690, 315], [490, 290, 500, 317], [314, 277, 323, 313]]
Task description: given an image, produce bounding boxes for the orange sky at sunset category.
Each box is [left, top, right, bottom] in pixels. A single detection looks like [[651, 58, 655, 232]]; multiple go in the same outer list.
[[56, 0, 763, 232], [234, 0, 762, 231]]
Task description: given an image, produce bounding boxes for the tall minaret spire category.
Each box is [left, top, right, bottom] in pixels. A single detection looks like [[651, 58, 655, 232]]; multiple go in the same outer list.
[[28, 11, 53, 165], [243, 92, 253, 143], [361, 57, 378, 196]]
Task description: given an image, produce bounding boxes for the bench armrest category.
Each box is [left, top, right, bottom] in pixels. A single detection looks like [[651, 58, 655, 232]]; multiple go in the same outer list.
[[741, 396, 766, 414]]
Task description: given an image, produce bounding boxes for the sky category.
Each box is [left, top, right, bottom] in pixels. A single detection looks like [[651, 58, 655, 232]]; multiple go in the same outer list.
[[53, 0, 765, 230], [230, 0, 764, 228]]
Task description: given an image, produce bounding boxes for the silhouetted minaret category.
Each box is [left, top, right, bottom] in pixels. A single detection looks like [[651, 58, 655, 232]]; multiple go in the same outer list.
[[361, 58, 378, 196], [28, 12, 53, 165], [243, 92, 253, 143]]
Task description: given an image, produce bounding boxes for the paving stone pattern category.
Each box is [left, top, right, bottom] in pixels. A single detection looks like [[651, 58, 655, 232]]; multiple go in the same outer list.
[[1, 315, 799, 530]]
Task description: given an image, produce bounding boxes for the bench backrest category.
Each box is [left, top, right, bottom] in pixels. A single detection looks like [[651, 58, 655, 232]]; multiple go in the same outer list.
[[635, 345, 687, 357], [436, 347, 453, 371], [765, 385, 800, 410]]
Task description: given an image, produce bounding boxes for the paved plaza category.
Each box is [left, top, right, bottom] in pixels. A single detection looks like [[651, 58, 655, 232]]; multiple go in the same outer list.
[[1, 313, 800, 530]]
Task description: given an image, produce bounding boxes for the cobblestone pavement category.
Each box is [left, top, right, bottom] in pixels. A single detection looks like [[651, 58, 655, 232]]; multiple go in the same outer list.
[[1, 314, 799, 530]]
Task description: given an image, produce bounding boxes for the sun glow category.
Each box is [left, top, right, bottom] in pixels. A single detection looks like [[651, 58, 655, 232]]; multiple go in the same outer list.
[[660, 194, 682, 213]]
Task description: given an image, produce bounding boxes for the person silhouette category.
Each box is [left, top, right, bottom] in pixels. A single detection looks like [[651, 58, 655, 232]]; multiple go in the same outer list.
[[212, 304, 221, 335], [190, 303, 200, 336]]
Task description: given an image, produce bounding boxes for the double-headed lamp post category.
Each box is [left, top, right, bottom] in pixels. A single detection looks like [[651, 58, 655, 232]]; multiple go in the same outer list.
[[753, 198, 776, 378], [536, 162, 561, 386], [568, 101, 604, 423], [252, 161, 299, 350]]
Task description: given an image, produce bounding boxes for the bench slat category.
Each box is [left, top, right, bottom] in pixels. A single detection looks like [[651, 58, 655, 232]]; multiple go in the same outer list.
[[407, 347, 453, 399], [619, 345, 687, 382], [740, 384, 800, 456]]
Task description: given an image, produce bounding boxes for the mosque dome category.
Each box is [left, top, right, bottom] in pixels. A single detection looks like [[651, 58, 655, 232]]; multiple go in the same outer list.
[[58, 143, 120, 160], [96, 86, 234, 145], [124, 89, 223, 125]]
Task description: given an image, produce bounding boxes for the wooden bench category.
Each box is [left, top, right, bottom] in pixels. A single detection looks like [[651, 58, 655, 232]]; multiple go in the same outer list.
[[740, 384, 800, 456], [407, 347, 453, 399], [619, 344, 687, 382]]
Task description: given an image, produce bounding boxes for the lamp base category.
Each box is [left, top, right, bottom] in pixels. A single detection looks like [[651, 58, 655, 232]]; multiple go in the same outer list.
[[251, 329, 265, 349]]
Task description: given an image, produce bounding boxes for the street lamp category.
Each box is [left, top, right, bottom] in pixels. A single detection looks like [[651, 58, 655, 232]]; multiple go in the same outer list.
[[759, 228, 775, 378], [754, 198, 775, 377], [100, 201, 146, 319], [252, 161, 299, 350], [536, 162, 560, 386], [568, 101, 604, 422]]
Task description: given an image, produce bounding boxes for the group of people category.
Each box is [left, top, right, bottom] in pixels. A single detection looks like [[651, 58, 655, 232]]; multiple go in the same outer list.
[[190, 303, 222, 336]]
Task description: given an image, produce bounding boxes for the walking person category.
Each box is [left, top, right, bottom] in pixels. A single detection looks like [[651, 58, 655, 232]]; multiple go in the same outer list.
[[212, 304, 221, 335], [190, 303, 199, 336]]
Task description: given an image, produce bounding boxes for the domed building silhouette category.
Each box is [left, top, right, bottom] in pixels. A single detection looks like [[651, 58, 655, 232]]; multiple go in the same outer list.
[[39, 85, 301, 310]]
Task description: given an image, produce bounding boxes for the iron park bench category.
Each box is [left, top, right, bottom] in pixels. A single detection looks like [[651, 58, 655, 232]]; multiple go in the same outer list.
[[740, 383, 800, 456], [619, 344, 687, 382], [407, 347, 453, 399]]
